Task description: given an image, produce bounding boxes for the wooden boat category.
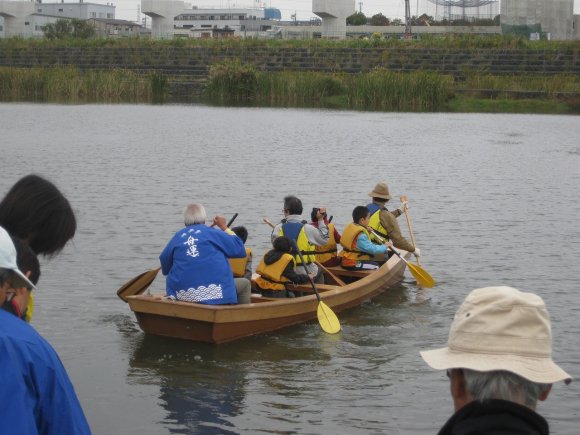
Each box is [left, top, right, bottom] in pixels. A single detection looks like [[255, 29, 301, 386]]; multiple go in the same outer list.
[[124, 251, 410, 344]]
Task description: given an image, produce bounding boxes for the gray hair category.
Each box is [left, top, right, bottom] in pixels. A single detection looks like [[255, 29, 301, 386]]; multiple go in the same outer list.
[[463, 369, 551, 408], [183, 204, 206, 226]]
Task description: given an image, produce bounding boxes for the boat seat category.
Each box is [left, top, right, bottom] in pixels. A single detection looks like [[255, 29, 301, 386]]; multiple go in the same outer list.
[[323, 266, 377, 279]]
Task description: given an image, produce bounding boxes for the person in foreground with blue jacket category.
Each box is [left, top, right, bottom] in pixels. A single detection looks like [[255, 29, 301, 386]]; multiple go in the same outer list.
[[160, 204, 251, 304], [0, 226, 91, 435]]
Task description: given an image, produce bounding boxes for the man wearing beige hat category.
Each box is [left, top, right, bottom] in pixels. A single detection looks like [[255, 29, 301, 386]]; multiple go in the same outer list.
[[366, 181, 420, 259], [421, 286, 572, 434]]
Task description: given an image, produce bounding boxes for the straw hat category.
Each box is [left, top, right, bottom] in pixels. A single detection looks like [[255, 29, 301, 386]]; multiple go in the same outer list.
[[420, 286, 571, 385], [368, 182, 391, 200]]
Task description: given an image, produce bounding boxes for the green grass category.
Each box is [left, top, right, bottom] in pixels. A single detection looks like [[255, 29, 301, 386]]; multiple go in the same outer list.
[[0, 66, 155, 103], [445, 96, 575, 114], [1, 34, 579, 51]]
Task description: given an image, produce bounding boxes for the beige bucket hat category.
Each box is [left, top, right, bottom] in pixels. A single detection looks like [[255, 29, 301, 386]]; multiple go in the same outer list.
[[368, 182, 391, 200], [421, 286, 571, 385]]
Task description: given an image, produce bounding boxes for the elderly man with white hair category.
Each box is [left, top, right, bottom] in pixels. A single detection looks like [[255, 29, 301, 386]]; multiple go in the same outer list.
[[421, 286, 572, 435], [160, 204, 251, 305]]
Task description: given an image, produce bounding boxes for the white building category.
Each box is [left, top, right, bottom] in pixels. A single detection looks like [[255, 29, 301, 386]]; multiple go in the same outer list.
[[141, 0, 280, 38], [0, 0, 115, 37]]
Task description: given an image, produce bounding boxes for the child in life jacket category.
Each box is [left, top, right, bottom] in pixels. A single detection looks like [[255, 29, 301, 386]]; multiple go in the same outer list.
[[254, 236, 312, 298], [229, 226, 253, 281], [340, 206, 389, 271]]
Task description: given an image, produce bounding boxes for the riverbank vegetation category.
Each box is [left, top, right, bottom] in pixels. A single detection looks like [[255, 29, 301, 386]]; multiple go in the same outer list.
[[1, 34, 579, 51], [0, 36, 578, 112], [206, 60, 579, 113], [0, 66, 155, 103]]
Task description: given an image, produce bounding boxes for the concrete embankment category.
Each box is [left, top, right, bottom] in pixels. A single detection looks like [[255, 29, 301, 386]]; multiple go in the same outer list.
[[1, 45, 579, 98]]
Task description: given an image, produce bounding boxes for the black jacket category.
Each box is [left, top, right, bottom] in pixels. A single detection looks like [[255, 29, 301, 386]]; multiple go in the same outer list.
[[262, 250, 309, 285], [438, 399, 549, 435]]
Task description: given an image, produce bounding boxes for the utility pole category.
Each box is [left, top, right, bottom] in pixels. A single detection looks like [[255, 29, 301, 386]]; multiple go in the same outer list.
[[404, 0, 412, 38], [358, 2, 362, 13]]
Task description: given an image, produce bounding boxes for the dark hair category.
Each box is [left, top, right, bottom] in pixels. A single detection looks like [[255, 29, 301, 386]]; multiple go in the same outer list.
[[13, 237, 41, 285], [231, 226, 248, 243], [273, 236, 293, 253], [283, 195, 303, 215], [372, 197, 388, 203], [0, 174, 76, 257], [0, 268, 13, 287], [352, 206, 370, 223]]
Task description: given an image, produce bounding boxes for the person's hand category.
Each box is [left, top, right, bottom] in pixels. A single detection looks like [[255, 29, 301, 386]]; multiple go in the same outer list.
[[413, 247, 421, 259], [307, 273, 315, 281], [213, 215, 228, 231], [384, 241, 394, 250], [398, 200, 409, 213]]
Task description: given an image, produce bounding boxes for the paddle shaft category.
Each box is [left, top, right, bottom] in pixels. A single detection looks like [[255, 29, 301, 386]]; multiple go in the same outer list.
[[399, 195, 420, 266], [369, 229, 408, 265], [227, 213, 239, 228]]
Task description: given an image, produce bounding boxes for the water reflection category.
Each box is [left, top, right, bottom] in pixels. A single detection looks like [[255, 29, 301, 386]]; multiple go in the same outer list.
[[129, 335, 247, 434]]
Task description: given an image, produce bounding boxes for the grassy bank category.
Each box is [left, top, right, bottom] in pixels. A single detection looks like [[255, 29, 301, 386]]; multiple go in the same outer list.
[[0, 35, 579, 112], [0, 66, 160, 103], [206, 60, 580, 113], [1, 34, 579, 51]]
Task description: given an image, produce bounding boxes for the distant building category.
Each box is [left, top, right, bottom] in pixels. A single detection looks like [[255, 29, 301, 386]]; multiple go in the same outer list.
[[0, 0, 116, 38], [88, 18, 142, 37], [141, 0, 281, 38]]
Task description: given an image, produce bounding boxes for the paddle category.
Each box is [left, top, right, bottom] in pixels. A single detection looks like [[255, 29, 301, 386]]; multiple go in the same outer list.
[[293, 242, 341, 334], [117, 213, 239, 302], [399, 195, 420, 265], [369, 229, 435, 288], [117, 267, 161, 302]]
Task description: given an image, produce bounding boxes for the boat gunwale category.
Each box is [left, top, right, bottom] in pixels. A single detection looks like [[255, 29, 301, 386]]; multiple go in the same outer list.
[[126, 250, 409, 324]]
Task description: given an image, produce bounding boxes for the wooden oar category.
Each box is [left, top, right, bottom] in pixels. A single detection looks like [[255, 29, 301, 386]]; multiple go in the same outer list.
[[369, 229, 435, 288], [117, 213, 239, 303], [315, 261, 346, 286], [400, 195, 420, 265], [117, 267, 161, 302], [294, 242, 341, 334]]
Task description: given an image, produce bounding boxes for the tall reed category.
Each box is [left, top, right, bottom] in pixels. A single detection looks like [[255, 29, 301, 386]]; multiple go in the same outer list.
[[0, 66, 152, 102], [206, 60, 258, 102], [346, 69, 453, 111], [255, 71, 346, 105]]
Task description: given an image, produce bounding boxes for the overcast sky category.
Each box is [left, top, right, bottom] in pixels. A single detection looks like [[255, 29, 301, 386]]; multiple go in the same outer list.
[[113, 0, 579, 24]]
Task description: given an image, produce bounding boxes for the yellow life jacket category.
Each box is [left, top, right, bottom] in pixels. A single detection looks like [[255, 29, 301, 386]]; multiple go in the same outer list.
[[229, 247, 252, 278], [367, 203, 389, 244], [279, 222, 316, 265], [340, 223, 373, 266], [255, 252, 295, 291], [314, 222, 338, 264]]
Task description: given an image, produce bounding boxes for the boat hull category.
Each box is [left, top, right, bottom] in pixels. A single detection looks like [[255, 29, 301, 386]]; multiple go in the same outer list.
[[127, 251, 409, 343]]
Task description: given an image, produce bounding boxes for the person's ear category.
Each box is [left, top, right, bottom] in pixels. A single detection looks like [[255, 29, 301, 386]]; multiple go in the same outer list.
[[25, 271, 32, 278], [450, 369, 472, 411], [538, 384, 552, 402]]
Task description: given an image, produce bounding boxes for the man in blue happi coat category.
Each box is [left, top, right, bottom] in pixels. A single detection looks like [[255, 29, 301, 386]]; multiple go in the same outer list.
[[160, 204, 251, 304]]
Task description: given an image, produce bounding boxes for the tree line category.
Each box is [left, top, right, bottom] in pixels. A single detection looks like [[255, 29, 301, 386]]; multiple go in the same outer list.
[[347, 12, 500, 27]]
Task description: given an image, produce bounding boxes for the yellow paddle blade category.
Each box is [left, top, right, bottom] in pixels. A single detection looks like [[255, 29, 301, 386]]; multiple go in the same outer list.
[[407, 262, 436, 288], [317, 301, 341, 334], [117, 267, 161, 302]]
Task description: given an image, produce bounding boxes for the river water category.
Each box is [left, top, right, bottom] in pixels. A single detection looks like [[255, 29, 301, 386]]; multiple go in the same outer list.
[[1, 104, 578, 434]]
